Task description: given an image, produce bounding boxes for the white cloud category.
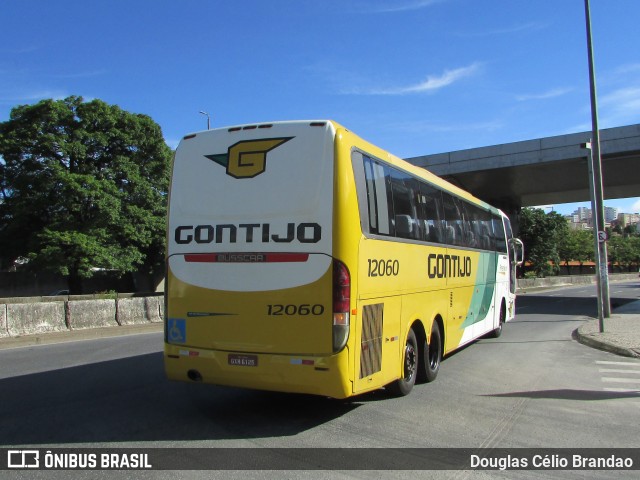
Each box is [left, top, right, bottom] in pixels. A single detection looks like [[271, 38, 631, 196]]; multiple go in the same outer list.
[[562, 122, 591, 135], [369, 0, 443, 13], [613, 63, 640, 75], [457, 22, 550, 38], [599, 86, 640, 126], [349, 62, 482, 96], [0, 90, 69, 105], [601, 87, 640, 106], [394, 118, 503, 134], [516, 87, 573, 102], [593, 62, 640, 127], [0, 45, 39, 55], [349, 0, 443, 14], [51, 69, 107, 79]]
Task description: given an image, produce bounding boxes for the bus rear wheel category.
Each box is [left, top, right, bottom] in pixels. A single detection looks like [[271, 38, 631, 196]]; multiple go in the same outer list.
[[422, 321, 442, 383], [387, 328, 418, 396]]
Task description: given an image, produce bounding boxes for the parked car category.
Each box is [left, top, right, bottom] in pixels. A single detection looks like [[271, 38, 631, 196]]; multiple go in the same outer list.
[[48, 290, 69, 296]]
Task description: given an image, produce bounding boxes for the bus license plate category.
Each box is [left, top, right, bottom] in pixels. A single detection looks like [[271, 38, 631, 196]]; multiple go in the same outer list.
[[228, 354, 258, 367]]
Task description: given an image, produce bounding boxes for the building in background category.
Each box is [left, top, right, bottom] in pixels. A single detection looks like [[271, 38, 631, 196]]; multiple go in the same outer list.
[[573, 207, 592, 222], [604, 207, 620, 223], [618, 213, 640, 228], [563, 206, 640, 231]]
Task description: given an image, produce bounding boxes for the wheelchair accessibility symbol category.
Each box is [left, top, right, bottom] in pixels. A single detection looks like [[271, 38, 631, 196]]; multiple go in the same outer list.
[[168, 318, 186, 344]]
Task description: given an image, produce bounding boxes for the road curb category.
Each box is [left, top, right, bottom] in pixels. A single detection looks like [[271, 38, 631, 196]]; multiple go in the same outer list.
[[575, 317, 640, 359], [575, 328, 640, 358], [0, 322, 163, 350]]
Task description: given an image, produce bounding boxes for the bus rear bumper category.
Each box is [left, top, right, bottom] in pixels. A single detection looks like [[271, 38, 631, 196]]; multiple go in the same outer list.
[[164, 344, 353, 399]]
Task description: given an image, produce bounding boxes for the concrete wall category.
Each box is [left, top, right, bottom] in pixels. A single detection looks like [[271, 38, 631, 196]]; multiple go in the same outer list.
[[6, 302, 67, 336], [516, 272, 639, 290], [0, 294, 163, 338], [68, 299, 118, 330], [117, 297, 163, 325], [0, 304, 8, 338]]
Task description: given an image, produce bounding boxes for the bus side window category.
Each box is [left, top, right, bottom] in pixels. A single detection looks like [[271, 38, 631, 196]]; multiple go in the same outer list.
[[479, 210, 495, 251], [466, 203, 495, 251], [363, 156, 393, 236], [493, 217, 507, 253], [418, 183, 444, 243], [389, 169, 419, 240], [463, 202, 480, 249], [442, 193, 467, 247]]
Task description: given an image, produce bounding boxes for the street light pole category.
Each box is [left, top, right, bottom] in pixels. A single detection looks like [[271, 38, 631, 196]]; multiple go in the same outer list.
[[199, 111, 211, 130], [584, 0, 611, 331], [584, 141, 608, 330]]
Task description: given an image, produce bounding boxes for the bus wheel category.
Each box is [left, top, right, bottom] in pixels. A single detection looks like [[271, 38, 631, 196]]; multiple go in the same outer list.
[[489, 302, 506, 338], [387, 328, 418, 396], [423, 321, 442, 383]]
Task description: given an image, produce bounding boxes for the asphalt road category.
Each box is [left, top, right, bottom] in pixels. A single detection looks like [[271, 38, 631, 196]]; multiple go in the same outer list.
[[1, 281, 639, 479]]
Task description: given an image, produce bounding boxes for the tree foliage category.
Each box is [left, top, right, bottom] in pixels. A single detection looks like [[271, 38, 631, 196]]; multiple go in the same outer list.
[[519, 208, 569, 277], [518, 208, 640, 277], [0, 96, 172, 293], [558, 228, 593, 274], [609, 234, 640, 272]]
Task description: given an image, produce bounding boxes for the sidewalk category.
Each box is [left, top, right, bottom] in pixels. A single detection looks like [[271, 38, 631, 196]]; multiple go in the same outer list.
[[0, 322, 162, 350], [575, 300, 640, 358]]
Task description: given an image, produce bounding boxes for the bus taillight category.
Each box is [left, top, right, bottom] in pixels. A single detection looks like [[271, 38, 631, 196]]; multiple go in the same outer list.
[[332, 260, 350, 352]]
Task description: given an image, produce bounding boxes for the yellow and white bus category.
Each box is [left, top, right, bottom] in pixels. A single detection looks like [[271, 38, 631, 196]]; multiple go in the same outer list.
[[165, 120, 523, 398]]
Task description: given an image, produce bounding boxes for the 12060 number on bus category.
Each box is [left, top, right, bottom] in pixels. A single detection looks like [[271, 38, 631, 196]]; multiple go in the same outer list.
[[267, 304, 325, 316], [367, 259, 400, 277]]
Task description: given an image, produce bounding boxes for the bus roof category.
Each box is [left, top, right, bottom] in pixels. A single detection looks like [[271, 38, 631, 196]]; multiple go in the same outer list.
[[179, 119, 503, 217]]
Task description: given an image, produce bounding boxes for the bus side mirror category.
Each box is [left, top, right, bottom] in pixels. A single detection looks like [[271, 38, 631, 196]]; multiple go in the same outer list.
[[510, 238, 524, 266]]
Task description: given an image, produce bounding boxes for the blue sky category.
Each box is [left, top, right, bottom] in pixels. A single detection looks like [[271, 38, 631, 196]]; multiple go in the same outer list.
[[2, 0, 639, 215]]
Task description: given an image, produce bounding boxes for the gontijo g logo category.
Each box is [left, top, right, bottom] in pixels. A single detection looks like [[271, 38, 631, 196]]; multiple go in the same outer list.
[[204, 137, 293, 179]]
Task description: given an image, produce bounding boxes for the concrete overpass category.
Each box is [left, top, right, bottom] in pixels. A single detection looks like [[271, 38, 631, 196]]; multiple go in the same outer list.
[[405, 124, 640, 215]]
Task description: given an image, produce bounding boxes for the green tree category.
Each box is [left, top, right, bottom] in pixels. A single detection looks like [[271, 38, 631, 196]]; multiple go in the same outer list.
[[0, 96, 171, 293], [519, 208, 569, 277], [558, 228, 593, 274], [623, 224, 638, 237], [609, 235, 640, 272], [631, 236, 640, 270]]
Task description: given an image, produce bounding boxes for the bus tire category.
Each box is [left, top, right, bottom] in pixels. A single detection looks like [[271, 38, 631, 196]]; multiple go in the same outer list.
[[423, 321, 442, 383], [488, 302, 506, 338], [387, 328, 418, 396]]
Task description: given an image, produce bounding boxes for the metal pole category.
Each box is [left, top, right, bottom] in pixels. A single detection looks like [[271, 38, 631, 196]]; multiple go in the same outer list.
[[199, 111, 211, 130], [584, 142, 604, 326], [584, 0, 611, 331]]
